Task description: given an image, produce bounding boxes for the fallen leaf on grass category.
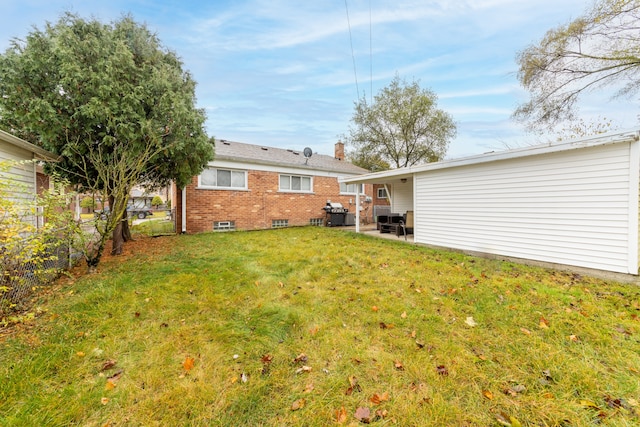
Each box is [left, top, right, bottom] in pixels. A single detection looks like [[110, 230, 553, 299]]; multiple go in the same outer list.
[[401, 311, 407, 319], [371, 306, 379, 312], [293, 353, 308, 364], [539, 316, 550, 329], [355, 407, 371, 423], [101, 359, 117, 371], [482, 390, 493, 400], [520, 328, 531, 335], [370, 391, 389, 405], [76, 351, 85, 357], [568, 334, 579, 342], [105, 380, 116, 390], [291, 398, 306, 411], [379, 322, 394, 329], [100, 397, 109, 405], [335, 406, 348, 423], [183, 356, 195, 371], [504, 384, 526, 396], [241, 372, 248, 383], [295, 366, 312, 374], [309, 326, 319, 335], [436, 365, 448, 376], [261, 354, 273, 364], [394, 360, 404, 370], [304, 383, 314, 393], [495, 412, 522, 427], [346, 375, 362, 395], [580, 399, 600, 410], [465, 316, 477, 327]]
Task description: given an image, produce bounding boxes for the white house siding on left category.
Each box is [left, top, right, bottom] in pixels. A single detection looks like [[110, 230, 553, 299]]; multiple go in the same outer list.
[[0, 140, 37, 202], [414, 140, 639, 274]]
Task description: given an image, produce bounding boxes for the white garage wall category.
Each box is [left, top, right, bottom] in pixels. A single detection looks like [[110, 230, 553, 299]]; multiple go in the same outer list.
[[390, 182, 413, 214], [415, 141, 639, 274]]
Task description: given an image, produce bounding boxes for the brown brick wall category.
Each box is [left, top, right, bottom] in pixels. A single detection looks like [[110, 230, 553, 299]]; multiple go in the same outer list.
[[173, 170, 373, 233]]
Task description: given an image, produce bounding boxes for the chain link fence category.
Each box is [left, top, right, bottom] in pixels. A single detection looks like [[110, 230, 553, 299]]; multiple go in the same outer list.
[[1, 225, 81, 316]]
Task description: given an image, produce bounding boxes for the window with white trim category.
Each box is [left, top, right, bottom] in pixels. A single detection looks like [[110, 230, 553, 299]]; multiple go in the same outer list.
[[279, 175, 312, 192], [377, 188, 388, 199], [199, 168, 246, 189], [340, 182, 364, 194]]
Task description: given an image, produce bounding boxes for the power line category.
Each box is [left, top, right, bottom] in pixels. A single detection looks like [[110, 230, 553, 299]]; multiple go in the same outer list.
[[344, 0, 360, 100]]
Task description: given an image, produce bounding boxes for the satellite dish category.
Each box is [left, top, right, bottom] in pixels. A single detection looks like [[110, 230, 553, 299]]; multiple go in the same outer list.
[[303, 147, 313, 158]]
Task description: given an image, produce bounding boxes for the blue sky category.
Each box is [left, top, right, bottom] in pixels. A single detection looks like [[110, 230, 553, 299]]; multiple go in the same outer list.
[[1, 0, 638, 159]]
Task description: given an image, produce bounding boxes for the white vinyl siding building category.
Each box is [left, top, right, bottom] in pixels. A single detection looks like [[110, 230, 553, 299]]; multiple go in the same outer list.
[[341, 130, 640, 276]]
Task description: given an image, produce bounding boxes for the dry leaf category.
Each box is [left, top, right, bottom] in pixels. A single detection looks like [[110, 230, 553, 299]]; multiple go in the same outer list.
[[520, 327, 531, 335], [304, 383, 314, 393], [401, 311, 407, 319], [375, 409, 388, 419], [241, 372, 248, 383], [370, 391, 389, 405], [539, 316, 550, 329], [465, 316, 477, 327], [261, 354, 273, 364], [101, 359, 117, 371], [568, 334, 579, 342], [291, 398, 306, 411], [293, 353, 308, 364], [394, 360, 404, 370], [436, 365, 448, 376], [183, 356, 195, 371], [309, 326, 319, 335], [379, 322, 394, 329], [371, 306, 379, 312], [542, 392, 554, 399], [354, 406, 371, 423], [410, 330, 417, 338], [76, 351, 85, 357], [105, 380, 116, 391], [335, 406, 348, 423], [482, 389, 493, 400], [100, 397, 109, 405], [295, 366, 312, 374]]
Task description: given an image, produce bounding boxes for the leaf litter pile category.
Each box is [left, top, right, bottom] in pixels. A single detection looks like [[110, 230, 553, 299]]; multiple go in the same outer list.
[[1, 228, 639, 426]]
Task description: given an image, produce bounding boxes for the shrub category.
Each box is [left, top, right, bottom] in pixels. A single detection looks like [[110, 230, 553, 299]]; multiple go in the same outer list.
[[151, 195, 163, 208]]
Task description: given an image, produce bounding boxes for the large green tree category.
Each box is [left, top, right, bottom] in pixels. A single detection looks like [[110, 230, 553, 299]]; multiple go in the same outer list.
[[0, 13, 214, 268], [346, 75, 456, 169], [514, 0, 640, 130]]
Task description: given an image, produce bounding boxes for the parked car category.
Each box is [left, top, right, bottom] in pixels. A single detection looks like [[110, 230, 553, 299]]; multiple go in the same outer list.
[[127, 206, 153, 219]]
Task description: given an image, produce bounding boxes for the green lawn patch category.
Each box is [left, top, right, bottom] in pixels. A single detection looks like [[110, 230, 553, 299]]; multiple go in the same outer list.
[[1, 227, 639, 426]]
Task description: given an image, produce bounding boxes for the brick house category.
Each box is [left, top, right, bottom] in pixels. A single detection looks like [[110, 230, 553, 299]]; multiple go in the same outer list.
[[172, 140, 373, 233]]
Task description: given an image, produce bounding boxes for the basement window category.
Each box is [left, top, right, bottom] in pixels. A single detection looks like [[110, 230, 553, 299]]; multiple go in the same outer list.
[[213, 221, 236, 231], [309, 218, 324, 226], [272, 219, 289, 228]]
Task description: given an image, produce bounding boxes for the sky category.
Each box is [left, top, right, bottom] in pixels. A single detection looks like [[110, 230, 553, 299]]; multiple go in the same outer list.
[[1, 0, 638, 160]]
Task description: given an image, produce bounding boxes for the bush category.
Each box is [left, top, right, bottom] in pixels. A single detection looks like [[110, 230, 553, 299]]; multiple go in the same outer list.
[[151, 195, 163, 208], [80, 196, 96, 211]]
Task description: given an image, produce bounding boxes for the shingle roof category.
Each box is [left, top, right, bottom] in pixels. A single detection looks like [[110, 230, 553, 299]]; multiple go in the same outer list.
[[213, 139, 367, 175]]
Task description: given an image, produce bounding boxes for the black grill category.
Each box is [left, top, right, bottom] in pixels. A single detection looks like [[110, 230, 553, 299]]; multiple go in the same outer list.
[[323, 202, 348, 226]]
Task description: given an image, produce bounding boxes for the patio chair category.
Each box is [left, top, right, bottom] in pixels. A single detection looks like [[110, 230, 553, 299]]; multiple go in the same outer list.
[[396, 210, 414, 240]]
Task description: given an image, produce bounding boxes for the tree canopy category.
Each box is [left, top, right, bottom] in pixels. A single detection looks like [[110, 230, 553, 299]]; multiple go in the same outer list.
[[514, 0, 640, 130], [0, 13, 214, 265], [346, 75, 456, 169]]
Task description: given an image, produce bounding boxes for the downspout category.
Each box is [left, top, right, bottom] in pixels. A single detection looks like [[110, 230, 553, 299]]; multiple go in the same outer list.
[[181, 186, 187, 233], [355, 185, 361, 233]]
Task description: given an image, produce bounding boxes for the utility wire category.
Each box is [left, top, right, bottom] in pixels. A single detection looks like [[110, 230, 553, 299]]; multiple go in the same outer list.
[[344, 0, 360, 100], [369, 0, 373, 105]]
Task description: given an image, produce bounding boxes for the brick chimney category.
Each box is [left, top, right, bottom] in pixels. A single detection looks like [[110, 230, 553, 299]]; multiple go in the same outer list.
[[335, 141, 345, 161]]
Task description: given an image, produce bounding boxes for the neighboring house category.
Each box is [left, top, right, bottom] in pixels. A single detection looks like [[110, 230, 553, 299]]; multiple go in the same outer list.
[[341, 129, 640, 277], [172, 140, 372, 233], [0, 129, 59, 227]]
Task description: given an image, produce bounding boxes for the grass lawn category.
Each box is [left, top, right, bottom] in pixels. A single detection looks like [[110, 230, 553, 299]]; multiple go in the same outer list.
[[1, 227, 639, 426]]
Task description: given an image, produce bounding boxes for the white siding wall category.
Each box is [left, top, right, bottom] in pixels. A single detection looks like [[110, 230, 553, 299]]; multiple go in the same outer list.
[[415, 142, 639, 274], [390, 182, 413, 214], [0, 141, 36, 200]]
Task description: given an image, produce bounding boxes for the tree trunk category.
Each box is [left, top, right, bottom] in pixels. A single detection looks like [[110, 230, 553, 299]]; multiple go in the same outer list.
[[111, 217, 124, 255], [122, 216, 132, 242]]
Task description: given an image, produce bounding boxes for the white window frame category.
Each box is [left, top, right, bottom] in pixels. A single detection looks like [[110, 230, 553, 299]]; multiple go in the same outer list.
[[340, 182, 364, 195], [198, 167, 247, 190], [272, 219, 289, 228], [279, 174, 312, 193], [377, 188, 388, 199], [213, 221, 236, 231]]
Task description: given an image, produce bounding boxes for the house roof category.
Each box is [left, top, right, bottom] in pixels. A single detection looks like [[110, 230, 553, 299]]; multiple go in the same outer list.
[[340, 129, 640, 184], [213, 139, 367, 175], [0, 129, 59, 162]]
